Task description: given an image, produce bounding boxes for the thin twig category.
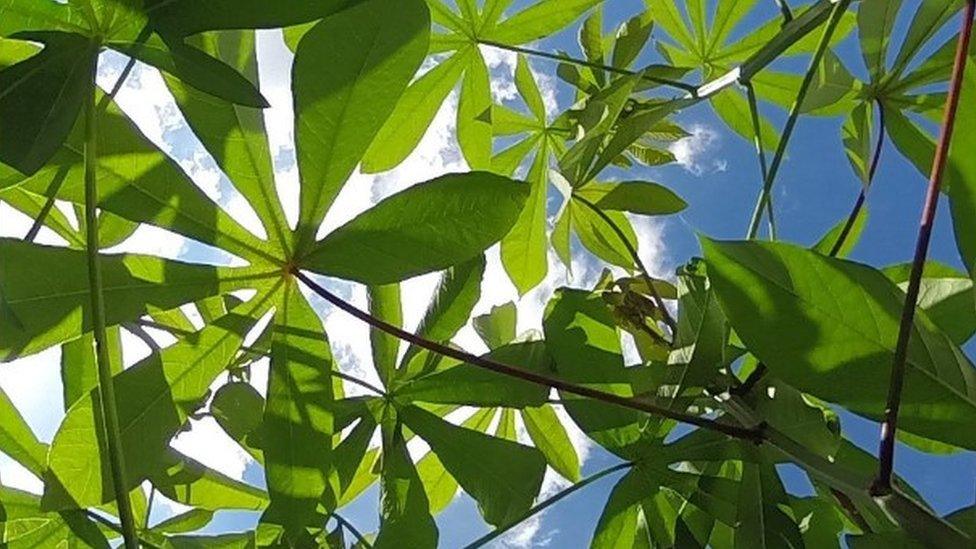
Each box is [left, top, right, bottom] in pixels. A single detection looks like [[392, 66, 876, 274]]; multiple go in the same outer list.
[[84, 510, 163, 549], [828, 102, 886, 257], [83, 46, 139, 549], [744, 81, 776, 240], [774, 0, 795, 23], [293, 270, 760, 441], [477, 39, 698, 93], [573, 195, 678, 336], [746, 0, 851, 239], [872, 0, 975, 496], [332, 513, 373, 548], [463, 462, 633, 548]]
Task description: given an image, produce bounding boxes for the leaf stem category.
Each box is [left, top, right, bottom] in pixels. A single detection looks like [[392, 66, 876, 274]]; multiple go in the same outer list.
[[476, 39, 698, 93], [745, 0, 851, 240], [331, 513, 373, 548], [463, 462, 633, 548], [744, 81, 776, 240], [775, 0, 795, 23], [573, 195, 678, 336], [83, 44, 139, 549], [828, 102, 886, 257], [872, 0, 975, 496], [293, 269, 759, 441], [84, 510, 162, 549]]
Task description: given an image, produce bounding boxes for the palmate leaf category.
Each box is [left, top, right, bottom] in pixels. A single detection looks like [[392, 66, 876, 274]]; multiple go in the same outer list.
[[301, 172, 529, 285], [375, 423, 438, 549], [361, 0, 600, 173], [0, 238, 273, 361], [292, 0, 430, 250], [42, 288, 277, 510], [703, 238, 976, 449]]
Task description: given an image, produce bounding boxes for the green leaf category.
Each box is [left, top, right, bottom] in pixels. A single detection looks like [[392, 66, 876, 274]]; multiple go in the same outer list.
[[60, 327, 123, 411], [514, 54, 546, 121], [368, 284, 403, 385], [889, 0, 963, 78], [858, 0, 902, 83], [457, 52, 493, 170], [363, 49, 471, 174], [702, 238, 976, 449], [162, 30, 292, 252], [487, 0, 602, 45], [522, 404, 580, 482], [150, 451, 268, 511], [592, 468, 658, 549], [150, 509, 215, 535], [416, 408, 495, 514], [841, 102, 875, 185], [292, 0, 430, 249], [946, 59, 976, 273], [374, 425, 438, 549], [579, 6, 604, 67], [711, 87, 780, 152], [302, 172, 528, 285], [575, 181, 687, 216], [501, 144, 550, 295], [0, 386, 47, 477], [400, 405, 546, 527], [111, 33, 268, 108], [473, 302, 518, 350], [0, 32, 94, 175], [399, 255, 485, 377], [571, 200, 638, 269], [812, 204, 869, 259], [884, 263, 976, 345], [613, 10, 654, 69], [397, 341, 551, 407], [667, 259, 728, 401], [146, 0, 370, 38], [708, 0, 758, 53], [734, 460, 805, 549], [43, 291, 274, 509], [211, 381, 265, 461], [0, 239, 269, 361], [262, 282, 337, 535], [543, 289, 650, 458]]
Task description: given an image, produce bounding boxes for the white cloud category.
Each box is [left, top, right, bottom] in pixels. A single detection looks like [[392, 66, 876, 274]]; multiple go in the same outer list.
[[669, 124, 727, 176]]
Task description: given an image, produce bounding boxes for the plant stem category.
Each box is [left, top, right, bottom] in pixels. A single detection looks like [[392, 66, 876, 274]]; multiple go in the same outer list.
[[83, 46, 139, 549], [745, 0, 850, 239], [84, 510, 162, 549], [828, 102, 886, 257], [774, 0, 794, 23], [293, 270, 760, 441], [872, 0, 975, 496], [573, 195, 678, 336], [477, 39, 698, 94], [744, 81, 776, 240], [463, 462, 632, 548], [331, 513, 372, 548]]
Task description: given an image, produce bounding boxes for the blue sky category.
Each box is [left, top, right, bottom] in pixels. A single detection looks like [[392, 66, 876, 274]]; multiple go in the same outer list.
[[1, 0, 974, 547]]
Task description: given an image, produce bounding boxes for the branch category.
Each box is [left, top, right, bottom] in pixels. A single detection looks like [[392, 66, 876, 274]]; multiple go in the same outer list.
[[477, 39, 698, 94], [828, 102, 886, 258], [573, 195, 678, 337], [83, 50, 139, 549], [463, 462, 632, 548], [774, 0, 794, 23], [746, 0, 851, 239], [872, 0, 976, 496], [293, 269, 760, 441]]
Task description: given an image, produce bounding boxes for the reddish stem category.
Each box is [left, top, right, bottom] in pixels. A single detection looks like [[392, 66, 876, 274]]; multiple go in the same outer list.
[[872, 0, 975, 495], [292, 269, 762, 441]]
